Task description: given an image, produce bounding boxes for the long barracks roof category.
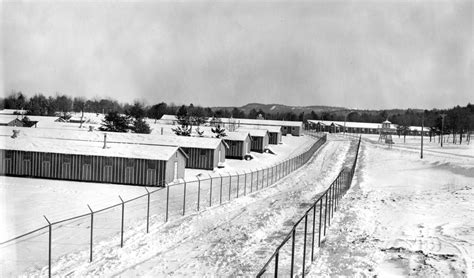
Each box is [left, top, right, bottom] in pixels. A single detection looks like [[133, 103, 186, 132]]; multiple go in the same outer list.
[[308, 120, 384, 129], [1, 135, 184, 160], [220, 117, 302, 127], [0, 126, 226, 150], [236, 128, 269, 137], [159, 115, 302, 127], [238, 124, 282, 133]]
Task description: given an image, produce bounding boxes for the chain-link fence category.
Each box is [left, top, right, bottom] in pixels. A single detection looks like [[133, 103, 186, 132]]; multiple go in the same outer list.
[[256, 135, 361, 277], [0, 134, 327, 277]]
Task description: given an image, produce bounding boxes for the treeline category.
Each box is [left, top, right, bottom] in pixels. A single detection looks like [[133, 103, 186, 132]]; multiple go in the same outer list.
[[1, 91, 473, 141]]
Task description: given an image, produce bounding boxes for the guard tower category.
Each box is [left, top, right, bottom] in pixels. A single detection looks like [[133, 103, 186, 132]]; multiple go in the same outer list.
[[378, 119, 394, 146]]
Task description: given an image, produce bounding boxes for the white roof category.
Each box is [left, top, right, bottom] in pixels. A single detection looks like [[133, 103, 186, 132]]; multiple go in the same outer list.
[[223, 131, 252, 141], [0, 114, 21, 124], [0, 109, 27, 115], [237, 128, 269, 137], [221, 117, 302, 127], [0, 135, 181, 160], [160, 115, 178, 121], [0, 126, 224, 150], [160, 115, 302, 127], [308, 120, 385, 129], [237, 124, 282, 133], [409, 126, 430, 132]]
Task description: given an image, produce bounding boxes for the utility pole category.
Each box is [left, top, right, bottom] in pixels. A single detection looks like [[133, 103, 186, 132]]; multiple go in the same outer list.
[[421, 113, 424, 159], [440, 113, 447, 147]]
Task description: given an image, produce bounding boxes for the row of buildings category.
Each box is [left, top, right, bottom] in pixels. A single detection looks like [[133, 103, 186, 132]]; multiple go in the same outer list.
[[307, 120, 430, 136], [0, 116, 304, 187]]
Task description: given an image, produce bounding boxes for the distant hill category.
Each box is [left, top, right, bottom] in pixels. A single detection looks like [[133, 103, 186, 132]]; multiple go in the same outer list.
[[212, 103, 345, 115]]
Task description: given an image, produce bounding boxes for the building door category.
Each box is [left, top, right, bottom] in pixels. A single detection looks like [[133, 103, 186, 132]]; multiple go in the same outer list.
[[62, 163, 71, 179], [146, 169, 155, 185], [103, 165, 113, 182], [82, 164, 91, 180], [41, 161, 51, 176], [125, 167, 134, 184]]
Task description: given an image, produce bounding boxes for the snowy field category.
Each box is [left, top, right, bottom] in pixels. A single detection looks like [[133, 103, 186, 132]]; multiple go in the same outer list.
[[0, 132, 315, 241], [308, 135, 474, 277], [18, 135, 354, 276]]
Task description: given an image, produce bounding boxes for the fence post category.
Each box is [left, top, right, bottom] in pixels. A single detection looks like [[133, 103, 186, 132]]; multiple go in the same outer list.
[[267, 168, 270, 187], [183, 181, 187, 216], [236, 172, 240, 198], [165, 185, 170, 222], [243, 171, 247, 196], [209, 174, 213, 207], [87, 205, 94, 262], [311, 205, 316, 261], [250, 170, 253, 192], [274, 250, 279, 277], [228, 172, 232, 201], [219, 173, 223, 205], [290, 228, 296, 277], [119, 195, 125, 247], [197, 176, 201, 211], [43, 215, 52, 278], [324, 193, 328, 236], [256, 169, 259, 191], [318, 199, 323, 247], [303, 213, 308, 277], [145, 188, 150, 233]]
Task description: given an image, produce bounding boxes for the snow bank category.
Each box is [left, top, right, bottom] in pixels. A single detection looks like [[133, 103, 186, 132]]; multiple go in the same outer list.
[[308, 136, 474, 277]]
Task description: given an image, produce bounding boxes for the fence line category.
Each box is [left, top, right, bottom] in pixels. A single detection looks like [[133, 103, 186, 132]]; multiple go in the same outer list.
[[0, 133, 327, 277], [256, 135, 361, 277]]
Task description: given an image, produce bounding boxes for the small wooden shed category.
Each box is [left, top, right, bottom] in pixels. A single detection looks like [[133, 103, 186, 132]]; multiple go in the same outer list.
[[265, 126, 282, 144], [223, 132, 252, 159], [239, 129, 270, 153], [0, 137, 187, 186]]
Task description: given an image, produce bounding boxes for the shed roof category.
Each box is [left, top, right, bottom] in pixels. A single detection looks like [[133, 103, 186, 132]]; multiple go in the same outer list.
[[223, 131, 252, 141], [1, 136, 184, 160]]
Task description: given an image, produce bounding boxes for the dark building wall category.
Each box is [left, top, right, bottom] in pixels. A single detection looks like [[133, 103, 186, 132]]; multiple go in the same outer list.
[[268, 132, 282, 144], [224, 137, 251, 159], [0, 149, 177, 186], [182, 147, 216, 170], [250, 134, 269, 153]]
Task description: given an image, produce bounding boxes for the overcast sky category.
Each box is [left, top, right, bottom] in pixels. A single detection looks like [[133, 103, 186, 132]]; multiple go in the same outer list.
[[1, 0, 473, 109]]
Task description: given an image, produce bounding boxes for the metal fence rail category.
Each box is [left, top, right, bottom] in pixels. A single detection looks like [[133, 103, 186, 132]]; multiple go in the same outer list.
[[256, 135, 361, 277], [0, 134, 327, 277]]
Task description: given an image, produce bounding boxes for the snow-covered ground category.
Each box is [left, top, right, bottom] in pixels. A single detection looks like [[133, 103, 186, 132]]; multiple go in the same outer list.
[[18, 135, 353, 276], [308, 135, 474, 277], [0, 132, 315, 241], [185, 134, 316, 179]]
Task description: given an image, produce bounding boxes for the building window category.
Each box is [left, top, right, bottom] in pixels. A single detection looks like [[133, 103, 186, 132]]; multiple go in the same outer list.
[[5, 151, 13, 159], [43, 153, 51, 162], [104, 157, 113, 166], [147, 160, 156, 169], [83, 156, 92, 164], [126, 158, 135, 167], [63, 155, 71, 163]]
